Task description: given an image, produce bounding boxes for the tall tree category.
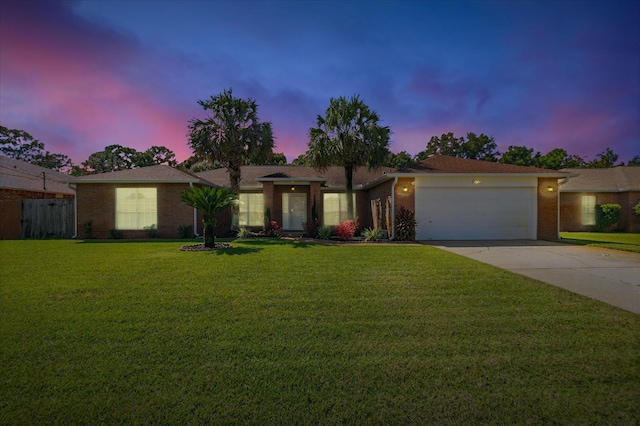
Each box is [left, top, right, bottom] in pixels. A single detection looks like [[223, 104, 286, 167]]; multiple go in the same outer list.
[[536, 148, 585, 169], [138, 146, 177, 167], [384, 150, 415, 169], [415, 132, 498, 161], [180, 186, 237, 248], [308, 95, 390, 220], [415, 132, 464, 161], [627, 155, 640, 166], [81, 144, 139, 174], [188, 89, 274, 228], [462, 132, 499, 161], [499, 145, 541, 167], [587, 147, 620, 168], [0, 125, 72, 171]]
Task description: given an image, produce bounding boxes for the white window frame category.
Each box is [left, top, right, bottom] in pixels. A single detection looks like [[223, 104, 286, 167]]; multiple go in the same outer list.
[[323, 193, 356, 226], [582, 195, 596, 226], [115, 188, 157, 230], [238, 193, 264, 227]]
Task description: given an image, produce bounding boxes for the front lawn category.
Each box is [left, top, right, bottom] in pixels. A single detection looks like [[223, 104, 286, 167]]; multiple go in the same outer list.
[[1, 239, 638, 424], [559, 232, 640, 253]]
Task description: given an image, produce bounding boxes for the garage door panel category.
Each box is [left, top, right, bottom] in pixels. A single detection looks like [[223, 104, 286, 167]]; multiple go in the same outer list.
[[416, 188, 534, 240]]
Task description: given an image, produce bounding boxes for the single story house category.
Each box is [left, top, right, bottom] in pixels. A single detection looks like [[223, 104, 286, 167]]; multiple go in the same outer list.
[[67, 155, 571, 241], [0, 156, 75, 239], [559, 166, 640, 233]]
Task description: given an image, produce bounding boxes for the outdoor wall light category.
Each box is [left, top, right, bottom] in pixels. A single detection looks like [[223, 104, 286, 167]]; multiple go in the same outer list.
[[291, 186, 295, 191], [402, 185, 408, 192], [473, 179, 482, 185], [547, 186, 554, 192]]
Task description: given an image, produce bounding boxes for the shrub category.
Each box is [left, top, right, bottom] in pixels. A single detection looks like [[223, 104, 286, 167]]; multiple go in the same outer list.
[[394, 205, 416, 241], [634, 202, 640, 216], [178, 224, 193, 239], [334, 219, 359, 240], [362, 227, 382, 242], [237, 227, 251, 239], [596, 203, 622, 232], [303, 219, 320, 238], [263, 220, 282, 238], [317, 225, 333, 240], [144, 224, 157, 238], [108, 228, 123, 239]]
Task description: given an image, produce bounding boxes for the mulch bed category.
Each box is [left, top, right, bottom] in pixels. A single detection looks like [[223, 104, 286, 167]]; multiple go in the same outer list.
[[179, 243, 233, 251]]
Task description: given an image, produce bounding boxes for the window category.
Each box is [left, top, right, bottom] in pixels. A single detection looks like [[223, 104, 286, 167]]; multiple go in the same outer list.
[[115, 188, 157, 230], [323, 193, 356, 226], [238, 193, 264, 227], [582, 195, 596, 225]]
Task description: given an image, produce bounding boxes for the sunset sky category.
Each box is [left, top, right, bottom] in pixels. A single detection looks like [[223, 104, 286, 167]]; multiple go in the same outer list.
[[1, 0, 638, 165]]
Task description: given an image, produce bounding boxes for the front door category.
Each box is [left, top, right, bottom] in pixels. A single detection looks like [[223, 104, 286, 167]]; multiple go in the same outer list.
[[282, 193, 307, 230]]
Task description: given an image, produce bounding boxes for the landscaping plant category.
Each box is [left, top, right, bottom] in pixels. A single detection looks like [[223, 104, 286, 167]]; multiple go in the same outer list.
[[334, 218, 359, 240], [394, 205, 416, 241], [180, 186, 237, 248], [316, 225, 333, 239], [362, 227, 382, 242], [595, 203, 621, 232]]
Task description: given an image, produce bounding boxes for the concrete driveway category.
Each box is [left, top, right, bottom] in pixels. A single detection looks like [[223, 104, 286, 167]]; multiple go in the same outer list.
[[424, 240, 640, 314]]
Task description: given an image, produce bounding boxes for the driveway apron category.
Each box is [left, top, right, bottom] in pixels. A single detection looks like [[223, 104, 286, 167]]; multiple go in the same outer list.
[[424, 240, 640, 314]]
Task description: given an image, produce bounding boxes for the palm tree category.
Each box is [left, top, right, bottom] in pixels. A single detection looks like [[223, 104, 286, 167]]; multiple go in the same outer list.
[[180, 186, 237, 248], [308, 95, 390, 220], [188, 88, 274, 229]]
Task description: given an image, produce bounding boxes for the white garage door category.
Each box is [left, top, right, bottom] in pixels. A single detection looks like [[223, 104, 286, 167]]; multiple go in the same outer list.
[[415, 187, 536, 240]]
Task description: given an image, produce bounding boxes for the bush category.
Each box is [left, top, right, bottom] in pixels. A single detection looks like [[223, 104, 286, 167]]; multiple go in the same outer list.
[[596, 204, 622, 232], [108, 229, 123, 239], [362, 227, 382, 242], [237, 227, 251, 239], [263, 220, 282, 238], [634, 203, 640, 216], [317, 225, 333, 240], [144, 224, 157, 238], [394, 205, 416, 241], [303, 219, 320, 238], [178, 224, 193, 239], [334, 219, 359, 240]]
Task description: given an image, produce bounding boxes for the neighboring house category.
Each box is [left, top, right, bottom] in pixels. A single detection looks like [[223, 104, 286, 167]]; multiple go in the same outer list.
[[0, 156, 75, 239], [559, 166, 640, 233], [68, 156, 571, 241], [66, 165, 213, 239]]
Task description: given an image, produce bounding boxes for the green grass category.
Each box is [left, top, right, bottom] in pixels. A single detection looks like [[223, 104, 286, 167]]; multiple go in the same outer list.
[[1, 239, 638, 424], [559, 232, 640, 253]]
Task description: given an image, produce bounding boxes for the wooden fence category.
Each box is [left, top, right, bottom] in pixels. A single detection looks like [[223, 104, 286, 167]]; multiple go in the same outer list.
[[20, 199, 74, 239]]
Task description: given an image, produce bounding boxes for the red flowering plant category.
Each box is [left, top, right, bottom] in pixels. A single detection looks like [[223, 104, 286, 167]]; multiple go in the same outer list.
[[263, 220, 282, 237], [334, 217, 360, 240]]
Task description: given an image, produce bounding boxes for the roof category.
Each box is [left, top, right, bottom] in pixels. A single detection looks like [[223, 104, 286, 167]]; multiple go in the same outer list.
[[0, 155, 75, 195], [67, 165, 214, 185], [398, 155, 571, 175], [196, 165, 393, 190], [559, 166, 640, 192]]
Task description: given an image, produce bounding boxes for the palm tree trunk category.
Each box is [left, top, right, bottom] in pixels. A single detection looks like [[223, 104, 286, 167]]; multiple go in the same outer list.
[[228, 164, 242, 231], [345, 164, 354, 220], [203, 216, 217, 248]]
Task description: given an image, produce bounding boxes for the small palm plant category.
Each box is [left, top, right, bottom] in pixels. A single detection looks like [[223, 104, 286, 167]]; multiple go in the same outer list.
[[180, 186, 237, 248]]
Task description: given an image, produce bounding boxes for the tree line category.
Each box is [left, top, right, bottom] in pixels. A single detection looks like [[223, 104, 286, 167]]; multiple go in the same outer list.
[[2, 91, 639, 179]]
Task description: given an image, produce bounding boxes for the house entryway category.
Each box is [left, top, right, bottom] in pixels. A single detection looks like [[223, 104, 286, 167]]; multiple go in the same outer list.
[[282, 193, 306, 230]]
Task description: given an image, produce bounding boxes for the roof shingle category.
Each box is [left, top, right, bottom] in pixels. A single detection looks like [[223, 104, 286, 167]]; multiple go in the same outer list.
[[559, 166, 640, 192]]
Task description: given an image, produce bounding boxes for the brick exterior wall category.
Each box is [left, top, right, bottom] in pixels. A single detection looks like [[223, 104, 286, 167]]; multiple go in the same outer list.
[[537, 177, 559, 240], [560, 191, 640, 232], [76, 183, 200, 239]]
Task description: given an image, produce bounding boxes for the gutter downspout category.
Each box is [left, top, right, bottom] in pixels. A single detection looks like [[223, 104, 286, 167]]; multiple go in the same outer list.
[[190, 182, 200, 237], [390, 176, 398, 240], [68, 183, 77, 238]]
